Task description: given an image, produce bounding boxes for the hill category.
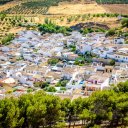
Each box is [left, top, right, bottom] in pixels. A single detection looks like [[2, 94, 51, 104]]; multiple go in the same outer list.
[[96, 0, 128, 4], [0, 0, 13, 5], [48, 3, 128, 15], [0, 0, 128, 14]]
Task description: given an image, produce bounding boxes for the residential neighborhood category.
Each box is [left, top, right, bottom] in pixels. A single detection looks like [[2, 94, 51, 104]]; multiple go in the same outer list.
[[0, 30, 128, 100], [1, 0, 128, 127]]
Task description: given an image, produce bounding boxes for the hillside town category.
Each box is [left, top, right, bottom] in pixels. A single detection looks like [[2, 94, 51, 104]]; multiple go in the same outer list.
[[0, 30, 128, 99]]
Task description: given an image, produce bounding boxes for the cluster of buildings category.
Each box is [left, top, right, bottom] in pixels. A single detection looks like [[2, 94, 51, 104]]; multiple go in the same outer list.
[[0, 30, 128, 99]]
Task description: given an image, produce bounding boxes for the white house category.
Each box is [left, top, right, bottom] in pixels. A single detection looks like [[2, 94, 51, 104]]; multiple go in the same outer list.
[[76, 44, 92, 54], [114, 37, 125, 44], [84, 74, 110, 96], [114, 52, 128, 62], [0, 46, 10, 52]]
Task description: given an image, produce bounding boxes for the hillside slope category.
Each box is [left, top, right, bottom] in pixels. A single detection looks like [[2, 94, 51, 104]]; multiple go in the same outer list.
[[0, 0, 128, 14], [96, 0, 128, 4]]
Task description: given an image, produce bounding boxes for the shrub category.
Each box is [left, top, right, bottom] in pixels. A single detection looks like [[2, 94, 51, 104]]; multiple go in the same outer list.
[[121, 18, 128, 28], [106, 29, 115, 36], [34, 82, 49, 88], [48, 58, 59, 65]]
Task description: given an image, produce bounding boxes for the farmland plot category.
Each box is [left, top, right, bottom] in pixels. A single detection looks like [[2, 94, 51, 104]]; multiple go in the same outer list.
[[2, 0, 68, 14]]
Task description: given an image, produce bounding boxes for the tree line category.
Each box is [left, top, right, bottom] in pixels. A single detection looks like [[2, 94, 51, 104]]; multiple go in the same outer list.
[[96, 0, 128, 4], [38, 18, 72, 35], [1, 81, 128, 128], [0, 0, 13, 5]]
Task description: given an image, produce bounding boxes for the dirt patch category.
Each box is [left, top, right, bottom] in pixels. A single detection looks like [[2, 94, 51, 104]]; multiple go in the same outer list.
[[48, 3, 107, 15], [48, 3, 128, 15], [1, 1, 128, 15], [101, 4, 128, 15], [9, 27, 25, 34], [71, 22, 110, 31]]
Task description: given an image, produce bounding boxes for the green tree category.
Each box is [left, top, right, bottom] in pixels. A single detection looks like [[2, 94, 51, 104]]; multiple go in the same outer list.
[[0, 98, 24, 128], [121, 18, 128, 28], [34, 81, 49, 88], [106, 29, 116, 36], [45, 86, 57, 92], [1, 33, 14, 45], [48, 58, 59, 65], [110, 59, 115, 66]]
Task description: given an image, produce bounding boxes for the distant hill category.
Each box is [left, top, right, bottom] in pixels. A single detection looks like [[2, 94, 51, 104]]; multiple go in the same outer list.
[[0, 0, 13, 5], [1, 0, 69, 14], [0, 0, 128, 14], [96, 0, 128, 4], [1, 0, 128, 5]]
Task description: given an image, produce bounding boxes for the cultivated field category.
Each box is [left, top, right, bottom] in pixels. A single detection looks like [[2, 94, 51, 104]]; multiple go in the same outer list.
[[101, 4, 128, 15], [0, 0, 128, 15], [0, 15, 27, 44], [35, 15, 120, 28], [0, 0, 127, 43], [0, 0, 20, 12], [48, 3, 107, 14], [48, 2, 128, 15]]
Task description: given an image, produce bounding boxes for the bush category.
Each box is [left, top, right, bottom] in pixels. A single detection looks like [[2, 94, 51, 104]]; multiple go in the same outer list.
[[1, 33, 14, 45], [121, 18, 128, 28], [74, 57, 85, 65], [27, 88, 33, 93], [38, 19, 72, 35], [56, 80, 69, 87], [45, 86, 56, 92], [125, 41, 128, 44], [34, 82, 49, 88], [110, 59, 115, 66], [106, 29, 115, 36], [69, 45, 76, 52], [48, 58, 59, 65]]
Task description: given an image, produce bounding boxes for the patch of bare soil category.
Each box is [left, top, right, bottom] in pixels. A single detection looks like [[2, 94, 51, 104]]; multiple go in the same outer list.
[[48, 3, 107, 15], [101, 4, 128, 15]]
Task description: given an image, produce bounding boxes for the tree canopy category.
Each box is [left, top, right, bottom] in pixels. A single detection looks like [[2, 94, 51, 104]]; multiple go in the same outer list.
[[1, 81, 128, 127], [38, 18, 72, 35]]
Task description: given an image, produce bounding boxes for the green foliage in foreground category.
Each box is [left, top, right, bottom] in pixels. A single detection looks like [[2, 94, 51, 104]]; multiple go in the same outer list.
[[1, 81, 128, 127], [38, 18, 72, 35]]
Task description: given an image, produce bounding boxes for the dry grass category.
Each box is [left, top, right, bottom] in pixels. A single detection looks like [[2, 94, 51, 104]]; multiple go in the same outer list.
[[102, 4, 128, 15], [0, 1, 126, 35], [30, 15, 120, 28], [9, 27, 25, 33], [48, 2, 128, 15], [1, 1, 128, 15], [57, 17, 119, 28], [48, 3, 107, 15]]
